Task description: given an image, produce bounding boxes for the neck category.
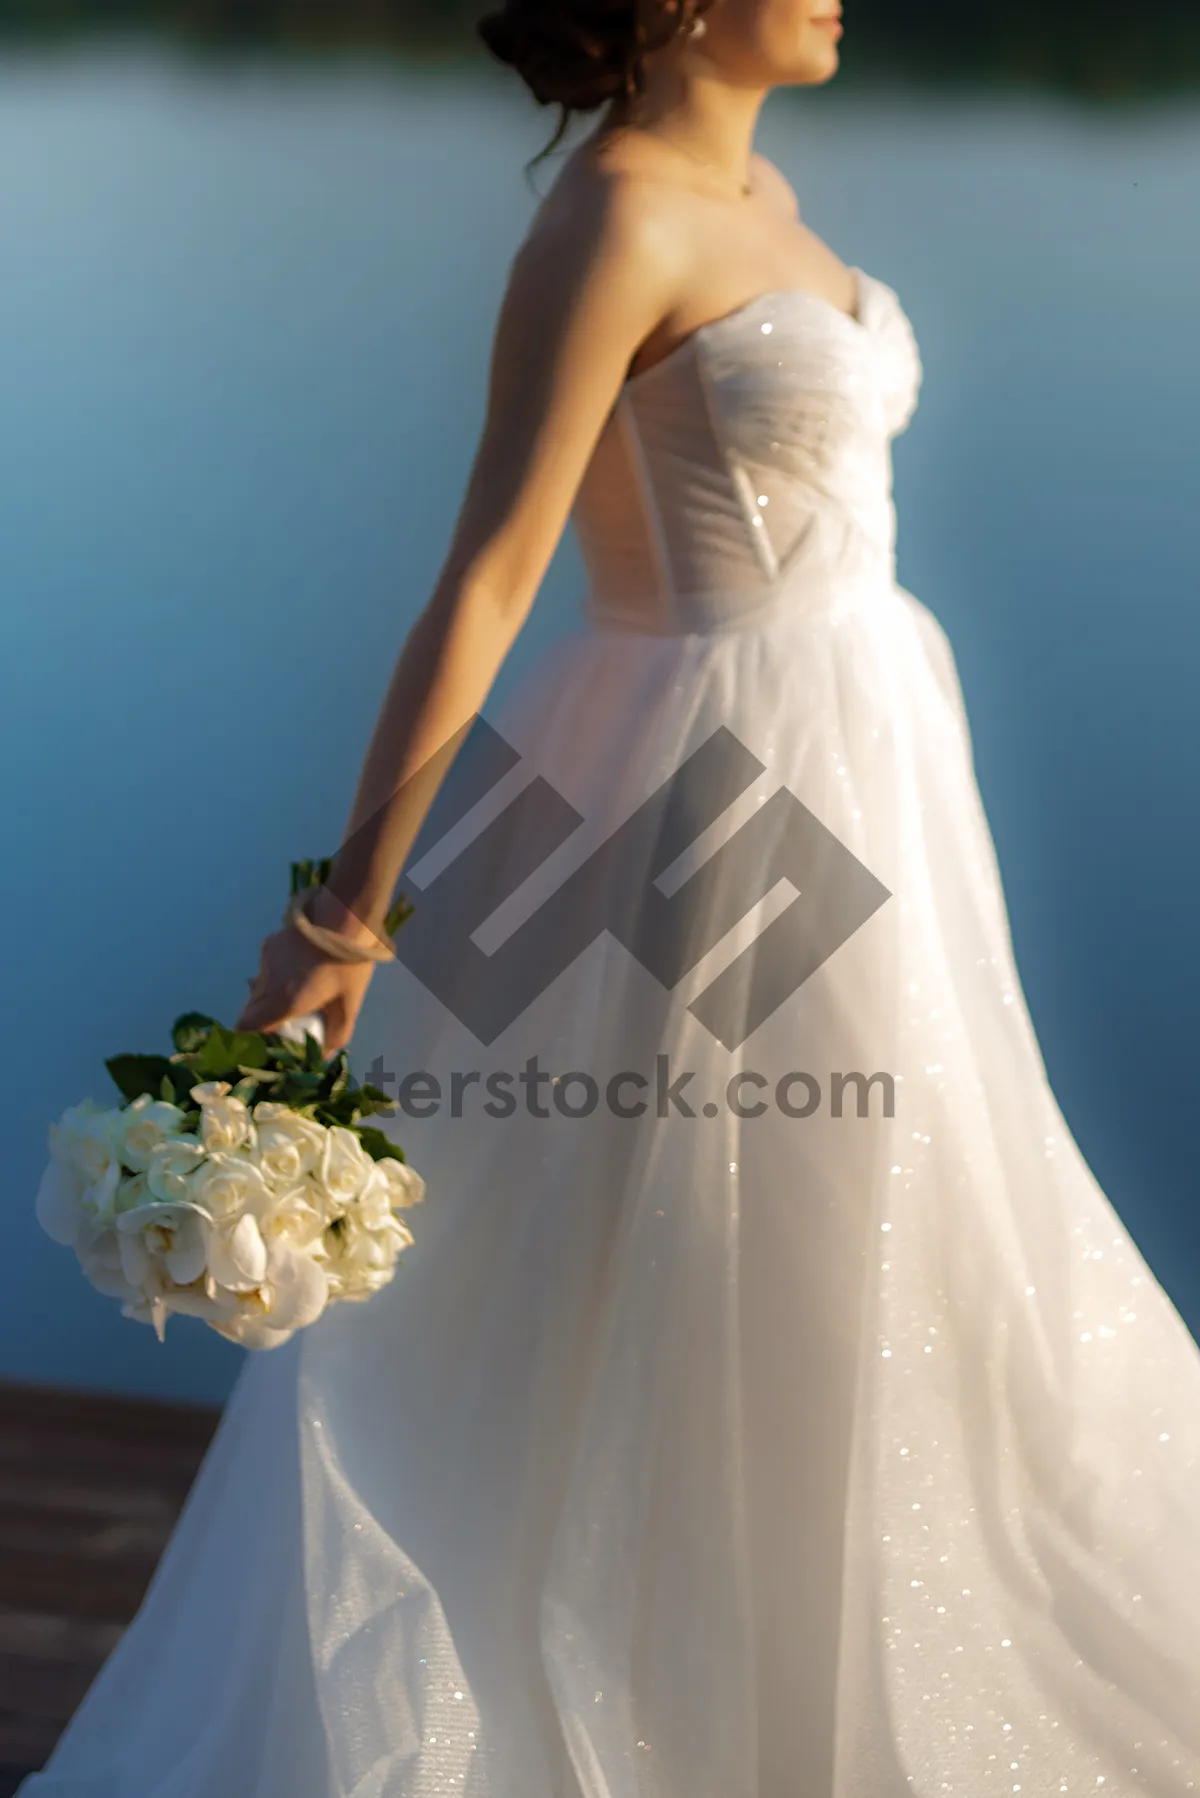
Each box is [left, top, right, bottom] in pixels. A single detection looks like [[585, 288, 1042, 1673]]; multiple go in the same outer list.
[[608, 58, 768, 190]]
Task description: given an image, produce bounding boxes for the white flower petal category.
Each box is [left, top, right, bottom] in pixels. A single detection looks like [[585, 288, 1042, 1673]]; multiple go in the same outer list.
[[146, 1139, 207, 1202], [115, 1199, 212, 1234], [377, 1155, 426, 1210], [35, 1158, 85, 1247], [264, 1249, 329, 1333], [119, 1098, 187, 1172], [165, 1221, 210, 1287], [254, 1113, 327, 1189], [53, 1105, 125, 1186], [156, 1283, 221, 1322], [89, 1263, 140, 1301], [191, 1152, 270, 1221], [83, 1161, 122, 1222], [211, 1214, 269, 1290], [118, 1231, 153, 1289], [199, 1097, 251, 1154], [210, 1315, 297, 1351], [190, 1082, 232, 1105], [319, 1126, 371, 1207]]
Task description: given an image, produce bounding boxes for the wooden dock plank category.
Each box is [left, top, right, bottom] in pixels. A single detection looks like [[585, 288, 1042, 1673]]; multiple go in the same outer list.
[[0, 1381, 220, 1789]]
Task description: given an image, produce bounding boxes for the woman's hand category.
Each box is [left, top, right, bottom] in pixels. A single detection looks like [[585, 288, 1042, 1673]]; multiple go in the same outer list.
[[235, 925, 376, 1056]]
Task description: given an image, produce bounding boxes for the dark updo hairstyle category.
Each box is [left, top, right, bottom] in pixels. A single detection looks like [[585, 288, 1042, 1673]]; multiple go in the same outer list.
[[478, 0, 716, 158]]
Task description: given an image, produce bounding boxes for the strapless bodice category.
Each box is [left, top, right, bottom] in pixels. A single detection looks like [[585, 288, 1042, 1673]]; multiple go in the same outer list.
[[572, 268, 922, 635]]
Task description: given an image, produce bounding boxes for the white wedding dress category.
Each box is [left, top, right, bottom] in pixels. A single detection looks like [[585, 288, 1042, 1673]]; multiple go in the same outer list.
[[23, 269, 1200, 1798]]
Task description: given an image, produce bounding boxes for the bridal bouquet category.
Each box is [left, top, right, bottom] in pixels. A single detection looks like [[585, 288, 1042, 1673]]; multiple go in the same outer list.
[[35, 898, 423, 1349]]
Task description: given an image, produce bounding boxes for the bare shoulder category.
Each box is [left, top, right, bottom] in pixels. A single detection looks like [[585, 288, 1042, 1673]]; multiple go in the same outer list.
[[750, 152, 801, 220], [507, 149, 691, 319]]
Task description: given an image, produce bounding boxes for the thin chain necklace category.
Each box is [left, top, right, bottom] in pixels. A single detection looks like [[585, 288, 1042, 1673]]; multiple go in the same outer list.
[[608, 123, 754, 199]]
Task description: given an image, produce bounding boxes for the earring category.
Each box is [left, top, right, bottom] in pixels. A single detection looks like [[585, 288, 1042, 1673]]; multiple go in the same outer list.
[[687, 13, 707, 35]]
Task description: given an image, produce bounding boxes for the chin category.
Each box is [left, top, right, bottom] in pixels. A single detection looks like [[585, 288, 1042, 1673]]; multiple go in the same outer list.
[[811, 39, 842, 79], [778, 54, 839, 88], [778, 40, 841, 87]]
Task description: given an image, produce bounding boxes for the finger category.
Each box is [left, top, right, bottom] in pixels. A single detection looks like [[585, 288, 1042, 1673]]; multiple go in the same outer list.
[[321, 1000, 347, 1056], [322, 992, 357, 1057], [236, 992, 292, 1033], [236, 979, 268, 1023], [237, 1007, 291, 1036]]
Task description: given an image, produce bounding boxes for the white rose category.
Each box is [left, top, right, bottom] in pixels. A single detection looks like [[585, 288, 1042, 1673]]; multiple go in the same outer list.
[[257, 1183, 327, 1254], [119, 1097, 186, 1172], [116, 1200, 212, 1291], [323, 1203, 412, 1303], [124, 1280, 230, 1344], [186, 1156, 291, 1298], [146, 1138, 207, 1203], [163, 1282, 231, 1324], [190, 1082, 232, 1105], [35, 1154, 86, 1248], [261, 1243, 330, 1331], [206, 1211, 269, 1296], [208, 1313, 295, 1351], [354, 1163, 420, 1236], [354, 1164, 396, 1233], [209, 1242, 330, 1350], [190, 1152, 272, 1222], [317, 1126, 372, 1213], [113, 1171, 153, 1214], [194, 1091, 253, 1155], [119, 1292, 171, 1342], [76, 1214, 138, 1301], [207, 1311, 296, 1352], [50, 1102, 124, 1218], [52, 1101, 122, 1180], [252, 1106, 327, 1190], [374, 1154, 426, 1212]]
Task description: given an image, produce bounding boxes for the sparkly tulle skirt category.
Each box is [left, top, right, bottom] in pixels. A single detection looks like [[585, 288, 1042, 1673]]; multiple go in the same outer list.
[[23, 574, 1200, 1798]]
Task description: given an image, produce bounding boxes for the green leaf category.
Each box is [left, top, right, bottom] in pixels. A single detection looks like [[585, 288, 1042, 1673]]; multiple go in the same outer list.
[[106, 1054, 179, 1105], [356, 1125, 406, 1164], [191, 1025, 271, 1080], [355, 1084, 392, 1106], [291, 857, 333, 897], [318, 1054, 351, 1104], [190, 1024, 234, 1078], [226, 1031, 270, 1070], [172, 1012, 216, 1055], [353, 1093, 398, 1121], [159, 1074, 177, 1103], [302, 1031, 326, 1074], [384, 894, 416, 938], [275, 1072, 326, 1106], [316, 1095, 360, 1129]]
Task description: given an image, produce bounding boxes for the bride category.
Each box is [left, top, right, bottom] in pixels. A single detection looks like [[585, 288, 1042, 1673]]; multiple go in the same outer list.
[[24, 0, 1200, 1793]]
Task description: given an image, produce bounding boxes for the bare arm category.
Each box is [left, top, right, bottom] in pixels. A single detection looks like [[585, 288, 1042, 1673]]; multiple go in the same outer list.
[[237, 170, 683, 1048]]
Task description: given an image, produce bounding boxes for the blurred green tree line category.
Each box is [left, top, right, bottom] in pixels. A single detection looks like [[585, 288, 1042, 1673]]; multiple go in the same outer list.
[[2, 0, 1198, 96]]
